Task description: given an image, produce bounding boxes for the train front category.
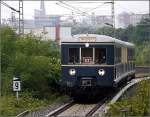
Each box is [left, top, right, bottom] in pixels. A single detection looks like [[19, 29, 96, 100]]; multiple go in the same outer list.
[[61, 35, 115, 97]]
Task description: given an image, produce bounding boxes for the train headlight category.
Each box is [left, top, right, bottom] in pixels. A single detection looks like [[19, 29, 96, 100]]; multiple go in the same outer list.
[[98, 69, 105, 76], [69, 69, 76, 76], [85, 43, 89, 47]]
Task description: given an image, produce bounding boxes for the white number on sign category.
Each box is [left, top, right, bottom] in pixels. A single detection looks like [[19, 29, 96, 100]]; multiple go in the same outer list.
[[13, 81, 21, 91]]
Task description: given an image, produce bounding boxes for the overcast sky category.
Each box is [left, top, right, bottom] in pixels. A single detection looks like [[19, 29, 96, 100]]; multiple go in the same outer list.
[[1, 0, 149, 19], [1, 0, 149, 28]]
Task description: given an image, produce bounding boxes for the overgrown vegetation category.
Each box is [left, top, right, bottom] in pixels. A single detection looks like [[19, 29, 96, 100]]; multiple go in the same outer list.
[[1, 26, 67, 116], [1, 93, 68, 116], [135, 42, 150, 66], [106, 80, 150, 116], [1, 26, 60, 98]]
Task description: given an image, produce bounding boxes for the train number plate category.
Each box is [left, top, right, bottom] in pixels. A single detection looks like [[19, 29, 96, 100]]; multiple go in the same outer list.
[[79, 37, 96, 42], [82, 80, 92, 86]]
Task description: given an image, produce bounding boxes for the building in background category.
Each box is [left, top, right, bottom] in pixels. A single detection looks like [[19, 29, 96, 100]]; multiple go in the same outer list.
[[5, 0, 71, 44], [77, 14, 112, 28], [34, 0, 60, 28], [89, 13, 112, 27], [118, 12, 149, 28], [3, 0, 149, 37], [24, 0, 71, 43]]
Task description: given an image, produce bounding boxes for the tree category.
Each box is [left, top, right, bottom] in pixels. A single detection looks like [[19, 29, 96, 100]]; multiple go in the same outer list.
[[1, 26, 61, 98]]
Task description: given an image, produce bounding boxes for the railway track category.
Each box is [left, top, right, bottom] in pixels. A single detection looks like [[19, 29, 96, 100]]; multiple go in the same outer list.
[[45, 100, 74, 117], [46, 87, 122, 117], [45, 77, 149, 117], [85, 96, 111, 117], [45, 92, 118, 117], [46, 99, 107, 117], [45, 93, 114, 117]]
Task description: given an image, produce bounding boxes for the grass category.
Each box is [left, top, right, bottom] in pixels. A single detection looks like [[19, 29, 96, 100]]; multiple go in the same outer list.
[[105, 80, 150, 116], [0, 93, 69, 116]]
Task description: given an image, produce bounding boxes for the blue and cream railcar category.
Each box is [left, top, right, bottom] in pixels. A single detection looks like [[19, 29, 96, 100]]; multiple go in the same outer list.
[[61, 34, 135, 95]]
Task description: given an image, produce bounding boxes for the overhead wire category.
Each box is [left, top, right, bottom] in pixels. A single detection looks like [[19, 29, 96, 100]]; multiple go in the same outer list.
[[56, 1, 115, 23], [56, 2, 82, 15], [1, 1, 19, 12], [68, 3, 108, 14], [61, 1, 112, 15], [63, 1, 109, 13], [85, 3, 111, 13], [59, 1, 89, 15], [65, 1, 106, 4]]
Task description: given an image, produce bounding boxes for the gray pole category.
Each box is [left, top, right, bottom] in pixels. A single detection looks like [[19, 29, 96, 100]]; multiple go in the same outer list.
[[1, 1, 23, 36], [16, 91, 19, 101], [111, 0, 115, 37], [19, 0, 24, 36], [19, 1, 20, 35]]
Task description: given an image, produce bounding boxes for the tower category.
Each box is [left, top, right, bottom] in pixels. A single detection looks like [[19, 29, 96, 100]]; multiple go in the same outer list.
[[40, 0, 46, 16]]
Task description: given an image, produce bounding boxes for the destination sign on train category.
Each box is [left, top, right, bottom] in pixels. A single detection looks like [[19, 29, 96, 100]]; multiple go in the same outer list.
[[79, 37, 96, 42]]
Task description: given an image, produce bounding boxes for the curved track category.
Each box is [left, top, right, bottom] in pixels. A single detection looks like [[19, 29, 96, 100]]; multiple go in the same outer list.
[[46, 77, 149, 117]]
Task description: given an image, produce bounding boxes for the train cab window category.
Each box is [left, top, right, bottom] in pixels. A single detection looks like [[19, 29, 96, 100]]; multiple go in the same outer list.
[[115, 47, 121, 63], [69, 48, 79, 64], [81, 48, 93, 64], [95, 48, 106, 64], [128, 49, 134, 60]]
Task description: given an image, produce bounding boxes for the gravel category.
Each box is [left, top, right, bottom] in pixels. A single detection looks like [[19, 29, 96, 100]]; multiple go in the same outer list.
[[22, 100, 71, 117]]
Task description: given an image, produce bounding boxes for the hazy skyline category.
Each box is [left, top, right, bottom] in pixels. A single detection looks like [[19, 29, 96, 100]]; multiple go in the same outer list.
[[1, 1, 149, 19], [1, 0, 149, 27]]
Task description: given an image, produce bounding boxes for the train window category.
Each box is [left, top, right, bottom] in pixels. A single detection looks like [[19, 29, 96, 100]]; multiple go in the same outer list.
[[69, 48, 79, 64], [128, 49, 134, 60], [128, 49, 131, 60], [118, 48, 121, 62], [95, 48, 106, 64], [81, 48, 93, 64], [115, 47, 121, 63]]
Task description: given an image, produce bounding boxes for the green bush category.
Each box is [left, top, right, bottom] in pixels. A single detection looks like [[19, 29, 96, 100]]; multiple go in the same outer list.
[[1, 26, 61, 98], [0, 94, 68, 116], [106, 80, 150, 116], [135, 43, 150, 66]]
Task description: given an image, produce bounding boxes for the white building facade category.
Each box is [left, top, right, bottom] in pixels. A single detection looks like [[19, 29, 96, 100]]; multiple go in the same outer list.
[[118, 12, 149, 28]]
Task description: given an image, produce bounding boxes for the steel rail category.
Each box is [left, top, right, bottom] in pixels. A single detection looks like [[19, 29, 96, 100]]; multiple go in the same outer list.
[[85, 97, 108, 117], [45, 100, 74, 117], [85, 91, 117, 117]]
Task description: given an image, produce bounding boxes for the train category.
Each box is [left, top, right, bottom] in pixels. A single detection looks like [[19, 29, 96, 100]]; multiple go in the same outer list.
[[61, 34, 135, 98]]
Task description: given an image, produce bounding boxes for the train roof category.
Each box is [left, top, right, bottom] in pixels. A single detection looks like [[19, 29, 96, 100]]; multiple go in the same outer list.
[[61, 34, 134, 47]]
